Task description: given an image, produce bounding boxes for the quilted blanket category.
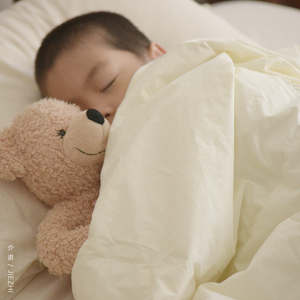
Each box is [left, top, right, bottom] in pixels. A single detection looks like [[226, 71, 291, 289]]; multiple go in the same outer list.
[[72, 39, 300, 300]]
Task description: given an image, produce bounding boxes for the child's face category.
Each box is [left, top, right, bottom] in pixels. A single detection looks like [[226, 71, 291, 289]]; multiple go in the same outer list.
[[44, 39, 164, 124]]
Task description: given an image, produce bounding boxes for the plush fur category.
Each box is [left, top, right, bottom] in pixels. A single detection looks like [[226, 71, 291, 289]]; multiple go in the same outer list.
[[0, 98, 110, 276]]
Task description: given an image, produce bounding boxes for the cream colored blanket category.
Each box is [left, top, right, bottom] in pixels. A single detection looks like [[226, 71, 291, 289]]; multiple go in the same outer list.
[[72, 39, 300, 300]]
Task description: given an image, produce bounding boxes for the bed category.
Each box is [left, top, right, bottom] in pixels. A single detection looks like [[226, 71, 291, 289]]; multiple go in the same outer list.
[[0, 0, 299, 299]]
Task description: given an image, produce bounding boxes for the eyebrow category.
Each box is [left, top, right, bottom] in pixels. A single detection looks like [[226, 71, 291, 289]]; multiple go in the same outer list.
[[86, 61, 108, 82]]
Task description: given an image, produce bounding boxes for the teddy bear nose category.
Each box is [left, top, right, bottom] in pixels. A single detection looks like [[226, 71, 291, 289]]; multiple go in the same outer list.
[[86, 109, 105, 125]]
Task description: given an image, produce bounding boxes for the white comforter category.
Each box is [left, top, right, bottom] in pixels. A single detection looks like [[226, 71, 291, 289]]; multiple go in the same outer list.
[[72, 39, 300, 300]]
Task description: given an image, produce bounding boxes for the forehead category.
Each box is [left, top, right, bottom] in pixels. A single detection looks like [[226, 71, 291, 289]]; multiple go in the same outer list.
[[65, 31, 112, 57], [43, 37, 112, 94], [50, 29, 113, 74]]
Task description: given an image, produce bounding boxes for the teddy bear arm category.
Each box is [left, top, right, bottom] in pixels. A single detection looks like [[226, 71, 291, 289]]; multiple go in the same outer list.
[[36, 204, 91, 276]]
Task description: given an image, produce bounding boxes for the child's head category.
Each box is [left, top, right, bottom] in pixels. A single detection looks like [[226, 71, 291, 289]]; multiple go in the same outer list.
[[35, 12, 165, 123]]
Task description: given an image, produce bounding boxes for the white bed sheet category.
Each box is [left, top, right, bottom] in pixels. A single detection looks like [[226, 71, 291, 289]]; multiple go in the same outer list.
[[73, 38, 300, 300]]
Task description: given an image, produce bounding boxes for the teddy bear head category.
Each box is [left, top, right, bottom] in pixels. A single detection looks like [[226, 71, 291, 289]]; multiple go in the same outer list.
[[0, 98, 110, 206]]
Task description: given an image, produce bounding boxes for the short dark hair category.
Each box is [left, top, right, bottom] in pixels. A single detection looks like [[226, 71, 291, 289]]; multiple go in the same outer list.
[[35, 11, 151, 92]]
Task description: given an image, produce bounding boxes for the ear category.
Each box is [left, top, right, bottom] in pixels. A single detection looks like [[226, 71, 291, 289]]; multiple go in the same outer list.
[[0, 127, 24, 181], [148, 42, 167, 60]]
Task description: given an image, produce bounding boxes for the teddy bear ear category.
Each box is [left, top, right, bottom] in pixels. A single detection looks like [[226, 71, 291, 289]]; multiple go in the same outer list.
[[0, 127, 24, 181]]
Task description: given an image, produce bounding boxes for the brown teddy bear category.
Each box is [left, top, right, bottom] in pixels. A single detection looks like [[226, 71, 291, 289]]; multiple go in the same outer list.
[[0, 98, 110, 276]]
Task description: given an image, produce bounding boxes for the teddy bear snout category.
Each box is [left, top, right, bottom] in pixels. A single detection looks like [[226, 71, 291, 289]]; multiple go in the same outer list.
[[63, 109, 110, 167], [86, 109, 105, 125]]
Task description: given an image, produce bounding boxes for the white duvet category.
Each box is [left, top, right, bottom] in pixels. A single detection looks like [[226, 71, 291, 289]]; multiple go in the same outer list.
[[72, 39, 300, 300]]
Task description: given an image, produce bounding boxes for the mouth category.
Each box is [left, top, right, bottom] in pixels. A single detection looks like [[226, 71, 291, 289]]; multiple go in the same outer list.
[[75, 147, 105, 156]]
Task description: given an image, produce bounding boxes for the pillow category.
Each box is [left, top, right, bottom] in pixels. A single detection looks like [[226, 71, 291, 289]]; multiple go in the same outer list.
[[0, 180, 48, 297], [0, 0, 255, 296], [211, 1, 300, 50]]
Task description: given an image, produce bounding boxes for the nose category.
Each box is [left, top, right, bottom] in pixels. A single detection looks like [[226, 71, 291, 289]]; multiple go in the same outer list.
[[86, 109, 105, 125]]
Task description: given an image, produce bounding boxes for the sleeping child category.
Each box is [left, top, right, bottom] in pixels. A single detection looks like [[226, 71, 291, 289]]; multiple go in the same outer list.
[[34, 11, 166, 124]]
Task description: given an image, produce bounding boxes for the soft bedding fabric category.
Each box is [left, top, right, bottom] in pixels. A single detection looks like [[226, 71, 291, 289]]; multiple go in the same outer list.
[[211, 1, 300, 50], [72, 39, 300, 300]]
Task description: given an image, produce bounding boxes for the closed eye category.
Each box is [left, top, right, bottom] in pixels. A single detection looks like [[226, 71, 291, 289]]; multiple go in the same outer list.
[[102, 77, 117, 93]]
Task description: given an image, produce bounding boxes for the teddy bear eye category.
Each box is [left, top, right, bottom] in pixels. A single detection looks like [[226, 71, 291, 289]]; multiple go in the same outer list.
[[57, 129, 66, 138]]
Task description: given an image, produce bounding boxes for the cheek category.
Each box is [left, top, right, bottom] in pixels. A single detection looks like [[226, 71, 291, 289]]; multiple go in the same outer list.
[[69, 92, 99, 111], [73, 99, 92, 111], [112, 82, 129, 109]]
